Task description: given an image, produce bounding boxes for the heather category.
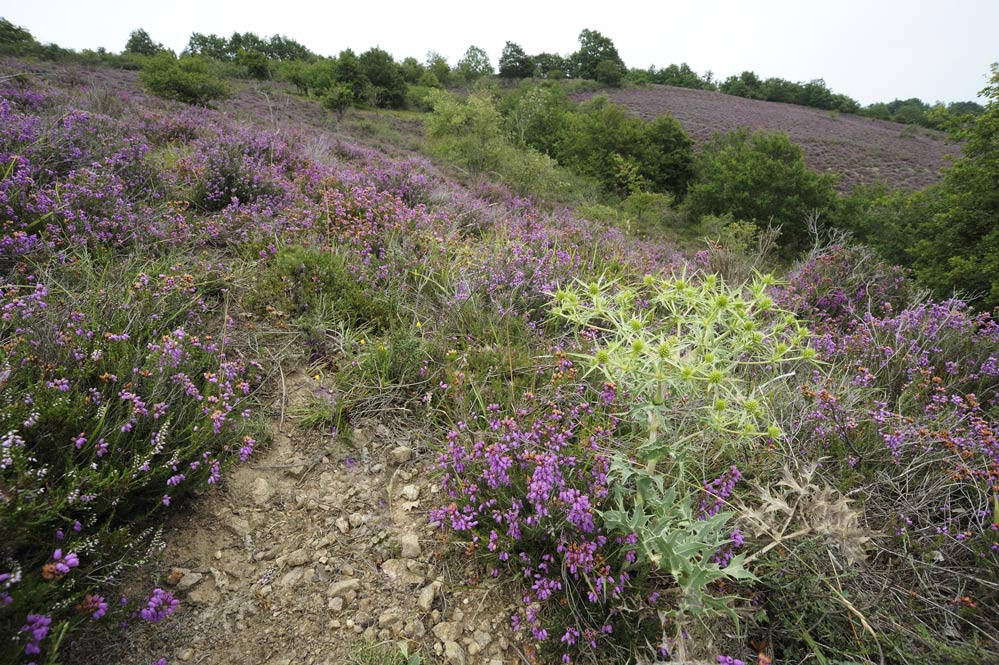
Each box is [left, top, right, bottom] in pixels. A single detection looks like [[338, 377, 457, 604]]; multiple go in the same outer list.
[[1, 56, 999, 665]]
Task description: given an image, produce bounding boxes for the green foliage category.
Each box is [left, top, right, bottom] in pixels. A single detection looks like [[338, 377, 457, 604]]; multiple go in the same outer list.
[[553, 272, 815, 631], [358, 47, 407, 108], [123, 28, 166, 57], [685, 128, 839, 252], [455, 45, 493, 82], [532, 52, 571, 80], [425, 50, 451, 87], [322, 83, 354, 119], [498, 41, 533, 79], [236, 49, 270, 79], [139, 53, 230, 106], [571, 28, 625, 82], [425, 89, 505, 176], [503, 83, 569, 153], [555, 96, 694, 196], [633, 62, 713, 90], [0, 17, 38, 55], [400, 56, 425, 84]]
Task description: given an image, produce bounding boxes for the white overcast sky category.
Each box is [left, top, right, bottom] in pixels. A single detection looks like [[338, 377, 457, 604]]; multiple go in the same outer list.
[[3, 0, 995, 105]]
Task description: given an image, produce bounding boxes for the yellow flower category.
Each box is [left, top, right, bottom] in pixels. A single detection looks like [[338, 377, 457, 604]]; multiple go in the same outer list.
[[415, 321, 422, 329]]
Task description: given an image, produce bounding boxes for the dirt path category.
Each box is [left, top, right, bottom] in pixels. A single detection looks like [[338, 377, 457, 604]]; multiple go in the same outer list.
[[81, 369, 521, 665]]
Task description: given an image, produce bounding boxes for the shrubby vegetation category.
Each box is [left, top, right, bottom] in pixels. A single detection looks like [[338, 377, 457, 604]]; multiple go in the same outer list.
[[139, 53, 230, 105], [4, 18, 999, 665]]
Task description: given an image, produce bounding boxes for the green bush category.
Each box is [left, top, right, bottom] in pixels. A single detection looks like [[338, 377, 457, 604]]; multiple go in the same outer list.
[[139, 53, 230, 106], [555, 96, 694, 196], [685, 128, 839, 252]]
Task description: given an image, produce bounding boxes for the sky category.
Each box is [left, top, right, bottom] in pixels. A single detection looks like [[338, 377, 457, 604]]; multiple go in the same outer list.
[[3, 0, 996, 105]]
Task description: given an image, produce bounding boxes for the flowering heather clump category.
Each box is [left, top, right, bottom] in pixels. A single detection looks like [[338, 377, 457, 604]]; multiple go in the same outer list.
[[431, 385, 668, 662]]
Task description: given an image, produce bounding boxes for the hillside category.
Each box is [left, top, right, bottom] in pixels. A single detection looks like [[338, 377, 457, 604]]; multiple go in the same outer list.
[[581, 84, 960, 191], [3, 56, 999, 665]]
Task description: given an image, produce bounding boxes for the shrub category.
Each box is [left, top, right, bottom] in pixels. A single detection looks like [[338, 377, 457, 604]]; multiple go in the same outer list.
[[685, 129, 839, 253], [139, 54, 230, 106]]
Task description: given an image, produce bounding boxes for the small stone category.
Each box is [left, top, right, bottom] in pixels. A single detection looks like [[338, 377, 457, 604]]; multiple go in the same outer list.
[[404, 618, 426, 638], [397, 533, 421, 559], [467, 643, 480, 657], [371, 463, 384, 473], [390, 445, 414, 464], [328, 597, 344, 612], [401, 484, 420, 501], [335, 517, 350, 534], [433, 621, 462, 643], [417, 582, 437, 612], [214, 550, 223, 560], [327, 578, 361, 597], [351, 427, 373, 446], [251, 478, 273, 506], [348, 512, 365, 528], [473, 630, 491, 648], [381, 559, 424, 586], [176, 570, 203, 592], [176, 648, 194, 662], [279, 568, 306, 588], [378, 609, 405, 633], [285, 548, 310, 567], [224, 516, 251, 538], [443, 640, 466, 665]]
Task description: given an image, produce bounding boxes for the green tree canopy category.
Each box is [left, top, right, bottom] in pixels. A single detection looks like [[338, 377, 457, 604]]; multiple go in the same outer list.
[[455, 45, 493, 82], [499, 41, 534, 79], [571, 29, 625, 82]]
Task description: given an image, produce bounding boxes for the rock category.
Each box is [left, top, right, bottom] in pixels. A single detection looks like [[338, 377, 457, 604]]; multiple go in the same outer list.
[[176, 648, 194, 661], [328, 597, 344, 612], [390, 445, 414, 464], [279, 568, 306, 588], [473, 630, 491, 648], [378, 609, 405, 634], [376, 423, 392, 439], [334, 517, 350, 534], [381, 559, 424, 587], [443, 640, 466, 665], [467, 642, 480, 657], [175, 572, 201, 593], [397, 533, 421, 559], [186, 583, 220, 605], [351, 428, 373, 447], [404, 618, 426, 638], [400, 484, 420, 501], [417, 582, 437, 612], [327, 578, 361, 597], [348, 512, 365, 528], [224, 515, 252, 538], [251, 478, 273, 506], [433, 621, 462, 643], [285, 548, 310, 567]]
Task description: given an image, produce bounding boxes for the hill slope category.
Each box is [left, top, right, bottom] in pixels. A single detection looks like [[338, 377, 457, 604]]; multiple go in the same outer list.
[[583, 84, 959, 191]]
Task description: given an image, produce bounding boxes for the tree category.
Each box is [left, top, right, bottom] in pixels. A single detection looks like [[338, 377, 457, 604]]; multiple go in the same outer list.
[[685, 128, 839, 251], [185, 32, 229, 60], [0, 18, 37, 55], [124, 28, 165, 57], [499, 41, 533, 79], [139, 53, 230, 106], [904, 63, 999, 307], [322, 83, 354, 120], [455, 45, 493, 82], [719, 71, 764, 99], [358, 47, 406, 108], [533, 53, 571, 80], [555, 97, 693, 196], [570, 29, 624, 81], [426, 51, 451, 87], [400, 56, 425, 84]]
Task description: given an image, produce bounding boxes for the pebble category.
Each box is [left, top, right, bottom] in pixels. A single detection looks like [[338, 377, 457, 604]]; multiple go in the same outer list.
[[381, 559, 425, 586], [285, 548, 310, 567], [417, 582, 437, 612], [397, 533, 421, 559], [327, 578, 361, 597], [401, 484, 420, 501], [334, 516, 350, 533], [390, 445, 414, 464], [432, 621, 462, 643], [443, 640, 466, 665], [251, 478, 273, 506]]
